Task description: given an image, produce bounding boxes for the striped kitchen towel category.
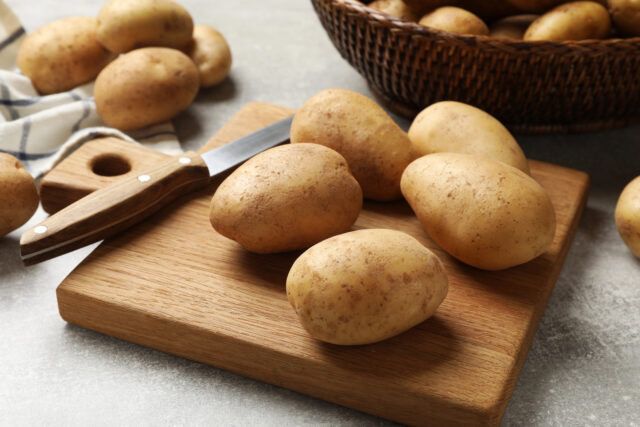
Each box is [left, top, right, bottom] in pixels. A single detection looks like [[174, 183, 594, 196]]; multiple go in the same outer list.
[[0, 0, 182, 178]]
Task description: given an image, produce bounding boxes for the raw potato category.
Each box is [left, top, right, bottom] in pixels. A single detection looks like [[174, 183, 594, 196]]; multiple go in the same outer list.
[[608, 0, 640, 37], [490, 14, 539, 39], [615, 176, 640, 259], [0, 154, 39, 237], [368, 0, 421, 21], [94, 47, 199, 131], [97, 0, 194, 53], [401, 153, 556, 270], [17, 16, 113, 94], [408, 101, 530, 174], [524, 2, 611, 41], [210, 143, 362, 254], [286, 229, 448, 345], [418, 7, 489, 36], [187, 25, 232, 88], [290, 88, 415, 201]]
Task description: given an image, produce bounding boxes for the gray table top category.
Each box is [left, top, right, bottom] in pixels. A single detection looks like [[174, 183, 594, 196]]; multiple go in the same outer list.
[[2, 1, 639, 425]]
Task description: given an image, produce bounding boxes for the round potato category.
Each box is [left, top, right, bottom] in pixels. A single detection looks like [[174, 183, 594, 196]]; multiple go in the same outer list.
[[490, 14, 539, 39], [408, 101, 530, 174], [187, 25, 232, 88], [418, 7, 489, 36], [17, 16, 113, 94], [368, 0, 422, 21], [286, 229, 448, 345], [210, 143, 362, 254], [615, 176, 640, 259], [97, 0, 194, 53], [94, 47, 199, 131], [0, 154, 39, 237], [608, 0, 640, 37], [401, 153, 556, 270], [524, 2, 611, 41], [290, 88, 415, 201]]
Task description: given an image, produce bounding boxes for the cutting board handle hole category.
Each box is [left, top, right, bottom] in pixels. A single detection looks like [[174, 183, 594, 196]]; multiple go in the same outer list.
[[91, 154, 132, 177]]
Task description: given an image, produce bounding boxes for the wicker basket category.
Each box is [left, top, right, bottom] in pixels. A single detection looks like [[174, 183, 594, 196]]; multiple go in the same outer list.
[[311, 0, 640, 133]]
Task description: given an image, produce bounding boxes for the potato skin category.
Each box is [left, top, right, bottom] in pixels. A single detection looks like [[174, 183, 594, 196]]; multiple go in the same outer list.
[[97, 0, 194, 53], [419, 7, 489, 36], [290, 88, 415, 201], [286, 229, 448, 345], [608, 0, 640, 36], [0, 154, 39, 237], [408, 101, 530, 174], [187, 25, 232, 88], [401, 153, 556, 270], [368, 0, 422, 21], [524, 1, 611, 41], [94, 47, 199, 131], [17, 16, 113, 94], [210, 143, 363, 254], [490, 14, 539, 39], [615, 176, 640, 259]]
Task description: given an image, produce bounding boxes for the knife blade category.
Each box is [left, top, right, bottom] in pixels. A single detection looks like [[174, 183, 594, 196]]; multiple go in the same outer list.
[[20, 115, 294, 265]]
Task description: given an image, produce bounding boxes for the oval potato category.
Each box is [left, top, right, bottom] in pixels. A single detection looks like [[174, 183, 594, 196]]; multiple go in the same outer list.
[[524, 1, 611, 41], [290, 88, 415, 201], [97, 0, 194, 53], [187, 25, 232, 88], [418, 7, 489, 36], [210, 143, 363, 254], [17, 16, 113, 94], [490, 14, 539, 39], [368, 0, 421, 21], [94, 47, 199, 131], [608, 0, 640, 37], [408, 101, 530, 174], [286, 229, 448, 345], [0, 154, 39, 237], [615, 176, 640, 259], [401, 153, 556, 270]]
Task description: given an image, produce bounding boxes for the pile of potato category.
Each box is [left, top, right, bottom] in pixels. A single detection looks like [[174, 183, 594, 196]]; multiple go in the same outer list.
[[360, 0, 640, 40], [16, 0, 232, 130]]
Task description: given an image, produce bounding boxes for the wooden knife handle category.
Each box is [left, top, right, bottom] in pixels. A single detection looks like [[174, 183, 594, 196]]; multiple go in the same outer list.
[[21, 151, 210, 265]]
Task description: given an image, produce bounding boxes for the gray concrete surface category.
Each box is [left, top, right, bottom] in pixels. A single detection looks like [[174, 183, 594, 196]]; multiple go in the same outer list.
[[1, 0, 639, 425]]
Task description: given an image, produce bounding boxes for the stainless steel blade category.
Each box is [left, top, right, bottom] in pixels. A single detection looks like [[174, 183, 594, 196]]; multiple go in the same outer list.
[[201, 115, 294, 177]]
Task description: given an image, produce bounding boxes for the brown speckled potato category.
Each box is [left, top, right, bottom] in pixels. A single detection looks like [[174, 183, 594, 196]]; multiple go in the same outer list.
[[490, 14, 539, 39], [368, 0, 421, 21], [187, 25, 232, 88], [290, 88, 415, 201], [401, 153, 556, 270], [0, 154, 39, 237], [608, 0, 640, 36], [615, 176, 640, 259], [210, 143, 363, 254], [97, 0, 194, 53], [286, 229, 448, 345], [524, 2, 611, 41], [17, 17, 113, 94], [418, 7, 489, 35], [94, 47, 199, 131], [408, 101, 530, 174]]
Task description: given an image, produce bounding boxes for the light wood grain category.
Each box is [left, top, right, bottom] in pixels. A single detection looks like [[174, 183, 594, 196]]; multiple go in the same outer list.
[[53, 102, 589, 426]]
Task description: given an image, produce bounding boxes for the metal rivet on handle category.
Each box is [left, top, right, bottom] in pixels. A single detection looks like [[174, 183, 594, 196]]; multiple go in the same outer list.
[[138, 174, 151, 182], [179, 157, 191, 164], [34, 225, 47, 234]]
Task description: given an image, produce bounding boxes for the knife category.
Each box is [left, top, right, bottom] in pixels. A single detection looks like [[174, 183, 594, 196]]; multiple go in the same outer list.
[[20, 115, 294, 265]]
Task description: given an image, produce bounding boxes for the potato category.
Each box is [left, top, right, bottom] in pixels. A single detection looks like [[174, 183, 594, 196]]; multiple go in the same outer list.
[[615, 176, 640, 259], [524, 2, 611, 41], [490, 14, 539, 39], [187, 25, 232, 88], [401, 153, 556, 270], [94, 47, 199, 131], [418, 7, 489, 36], [97, 0, 194, 53], [210, 143, 362, 254], [286, 229, 448, 345], [290, 88, 415, 201], [608, 0, 640, 37], [0, 154, 39, 237], [16, 16, 112, 94], [368, 0, 421, 21], [408, 101, 530, 174]]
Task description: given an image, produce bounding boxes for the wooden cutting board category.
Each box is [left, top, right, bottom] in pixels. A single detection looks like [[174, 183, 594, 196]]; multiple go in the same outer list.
[[46, 102, 589, 426]]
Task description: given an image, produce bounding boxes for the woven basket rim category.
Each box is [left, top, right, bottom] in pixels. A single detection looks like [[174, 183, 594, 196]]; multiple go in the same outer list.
[[330, 0, 640, 48]]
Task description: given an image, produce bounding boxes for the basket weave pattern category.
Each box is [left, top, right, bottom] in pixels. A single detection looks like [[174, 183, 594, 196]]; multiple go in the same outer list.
[[311, 0, 640, 133]]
